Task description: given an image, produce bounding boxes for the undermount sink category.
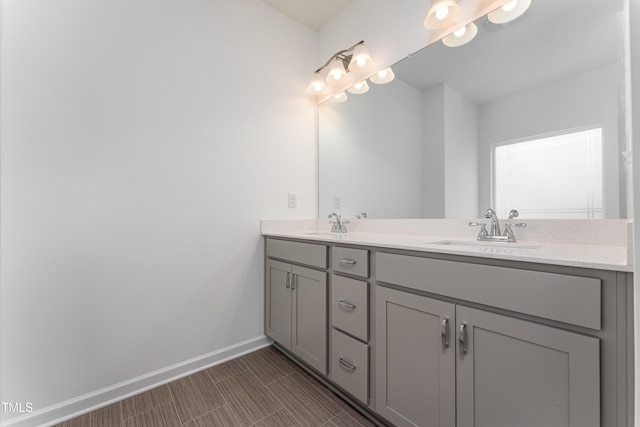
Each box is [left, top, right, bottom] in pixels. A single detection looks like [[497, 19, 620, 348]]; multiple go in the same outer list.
[[302, 232, 337, 236], [429, 240, 542, 250]]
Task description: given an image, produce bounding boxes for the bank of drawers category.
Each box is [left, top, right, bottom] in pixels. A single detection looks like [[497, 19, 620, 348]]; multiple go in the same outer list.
[[330, 246, 370, 405]]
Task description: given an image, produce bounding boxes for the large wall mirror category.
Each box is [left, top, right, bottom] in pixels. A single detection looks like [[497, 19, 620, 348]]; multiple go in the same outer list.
[[319, 0, 630, 219]]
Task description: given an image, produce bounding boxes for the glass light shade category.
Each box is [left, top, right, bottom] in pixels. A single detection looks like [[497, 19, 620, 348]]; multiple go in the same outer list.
[[348, 44, 374, 74], [442, 22, 478, 47], [369, 67, 395, 84], [306, 72, 328, 95], [488, 0, 531, 24], [348, 80, 370, 95], [326, 59, 348, 84], [329, 92, 348, 103], [424, 0, 461, 30]]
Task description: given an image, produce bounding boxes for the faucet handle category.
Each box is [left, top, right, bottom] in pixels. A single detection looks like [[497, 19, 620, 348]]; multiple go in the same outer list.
[[508, 209, 519, 220], [469, 222, 488, 238]]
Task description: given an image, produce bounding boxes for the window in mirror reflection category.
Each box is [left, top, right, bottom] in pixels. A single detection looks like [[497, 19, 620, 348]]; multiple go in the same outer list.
[[493, 127, 603, 219]]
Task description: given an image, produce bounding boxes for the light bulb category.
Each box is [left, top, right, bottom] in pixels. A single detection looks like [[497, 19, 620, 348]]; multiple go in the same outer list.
[[356, 58, 367, 67], [354, 82, 363, 90], [453, 26, 467, 37], [313, 83, 323, 92], [502, 0, 518, 12], [331, 71, 342, 80], [378, 70, 388, 79], [435, 6, 449, 20]]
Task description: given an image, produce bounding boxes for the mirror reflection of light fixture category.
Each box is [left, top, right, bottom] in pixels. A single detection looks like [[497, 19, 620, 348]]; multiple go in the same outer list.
[[370, 68, 395, 85], [329, 92, 348, 103], [488, 0, 531, 24], [348, 80, 370, 95], [442, 22, 478, 47], [307, 40, 374, 96], [424, 0, 461, 30]]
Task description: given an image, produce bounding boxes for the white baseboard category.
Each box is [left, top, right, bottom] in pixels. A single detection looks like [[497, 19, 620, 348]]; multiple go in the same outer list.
[[1, 335, 272, 427]]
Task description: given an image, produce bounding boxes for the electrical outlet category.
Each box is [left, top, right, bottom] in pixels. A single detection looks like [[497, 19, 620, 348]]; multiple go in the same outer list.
[[288, 193, 297, 208], [333, 195, 341, 209]]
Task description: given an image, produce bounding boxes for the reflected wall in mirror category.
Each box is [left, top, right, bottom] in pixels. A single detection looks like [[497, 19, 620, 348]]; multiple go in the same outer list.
[[319, 0, 629, 219]]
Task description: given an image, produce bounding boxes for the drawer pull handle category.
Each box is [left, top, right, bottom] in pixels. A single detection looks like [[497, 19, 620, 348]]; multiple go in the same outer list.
[[441, 317, 449, 349], [285, 272, 291, 289], [459, 322, 468, 355], [339, 259, 357, 266], [339, 358, 357, 371], [338, 300, 356, 310], [291, 273, 296, 290]]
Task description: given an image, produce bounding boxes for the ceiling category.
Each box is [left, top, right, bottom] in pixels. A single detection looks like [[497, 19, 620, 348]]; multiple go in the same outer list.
[[260, 0, 352, 30]]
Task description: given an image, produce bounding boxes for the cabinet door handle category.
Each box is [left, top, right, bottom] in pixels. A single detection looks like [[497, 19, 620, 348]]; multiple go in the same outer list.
[[338, 358, 357, 371], [459, 322, 467, 355], [338, 300, 356, 310], [285, 272, 291, 289], [441, 317, 450, 349], [291, 273, 296, 290], [339, 259, 357, 265]]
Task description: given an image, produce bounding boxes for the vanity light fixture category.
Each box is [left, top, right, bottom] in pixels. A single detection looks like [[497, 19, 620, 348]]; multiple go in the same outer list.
[[348, 80, 370, 95], [442, 22, 478, 47], [488, 0, 531, 24], [307, 71, 328, 95], [424, 0, 461, 30], [370, 67, 395, 85], [307, 40, 374, 95], [327, 58, 348, 85], [329, 92, 348, 103], [348, 43, 375, 74]]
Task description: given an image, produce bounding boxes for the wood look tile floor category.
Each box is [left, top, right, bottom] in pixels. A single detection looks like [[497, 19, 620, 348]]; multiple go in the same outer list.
[[54, 346, 376, 427]]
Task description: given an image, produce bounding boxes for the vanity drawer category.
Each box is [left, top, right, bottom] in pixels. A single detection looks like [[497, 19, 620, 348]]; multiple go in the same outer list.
[[331, 275, 369, 342], [376, 252, 602, 330], [332, 247, 369, 278], [331, 329, 369, 404], [266, 238, 327, 269]]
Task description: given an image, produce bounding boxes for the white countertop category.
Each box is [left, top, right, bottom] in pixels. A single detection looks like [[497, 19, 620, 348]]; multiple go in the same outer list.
[[262, 230, 632, 272]]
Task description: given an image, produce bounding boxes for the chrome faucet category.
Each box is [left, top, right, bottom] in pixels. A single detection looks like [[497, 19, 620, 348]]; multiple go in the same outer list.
[[484, 208, 501, 236], [328, 212, 349, 233], [469, 208, 527, 243]]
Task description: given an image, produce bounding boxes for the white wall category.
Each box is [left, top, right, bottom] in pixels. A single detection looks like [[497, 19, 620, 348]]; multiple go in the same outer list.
[[479, 64, 620, 217], [319, 79, 423, 219], [0, 0, 317, 424], [423, 86, 446, 217], [443, 85, 479, 218], [422, 85, 479, 218]]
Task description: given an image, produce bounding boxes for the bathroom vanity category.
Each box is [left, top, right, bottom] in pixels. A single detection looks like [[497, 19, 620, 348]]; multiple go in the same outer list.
[[262, 221, 633, 427]]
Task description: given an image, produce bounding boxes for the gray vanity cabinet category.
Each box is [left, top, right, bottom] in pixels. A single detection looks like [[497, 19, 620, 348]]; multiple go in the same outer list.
[[456, 306, 599, 427], [375, 286, 600, 427], [265, 239, 328, 374], [375, 286, 456, 427]]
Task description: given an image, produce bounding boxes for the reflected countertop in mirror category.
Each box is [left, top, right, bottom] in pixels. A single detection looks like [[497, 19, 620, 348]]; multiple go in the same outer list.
[[319, 0, 629, 220]]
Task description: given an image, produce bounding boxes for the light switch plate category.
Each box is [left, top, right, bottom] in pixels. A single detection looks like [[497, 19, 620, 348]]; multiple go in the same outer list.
[[333, 195, 341, 209], [288, 193, 297, 208]]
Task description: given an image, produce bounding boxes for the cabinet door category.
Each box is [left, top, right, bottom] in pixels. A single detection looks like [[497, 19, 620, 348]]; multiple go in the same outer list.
[[375, 286, 456, 427], [265, 259, 292, 349], [456, 306, 600, 427], [291, 265, 328, 374]]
